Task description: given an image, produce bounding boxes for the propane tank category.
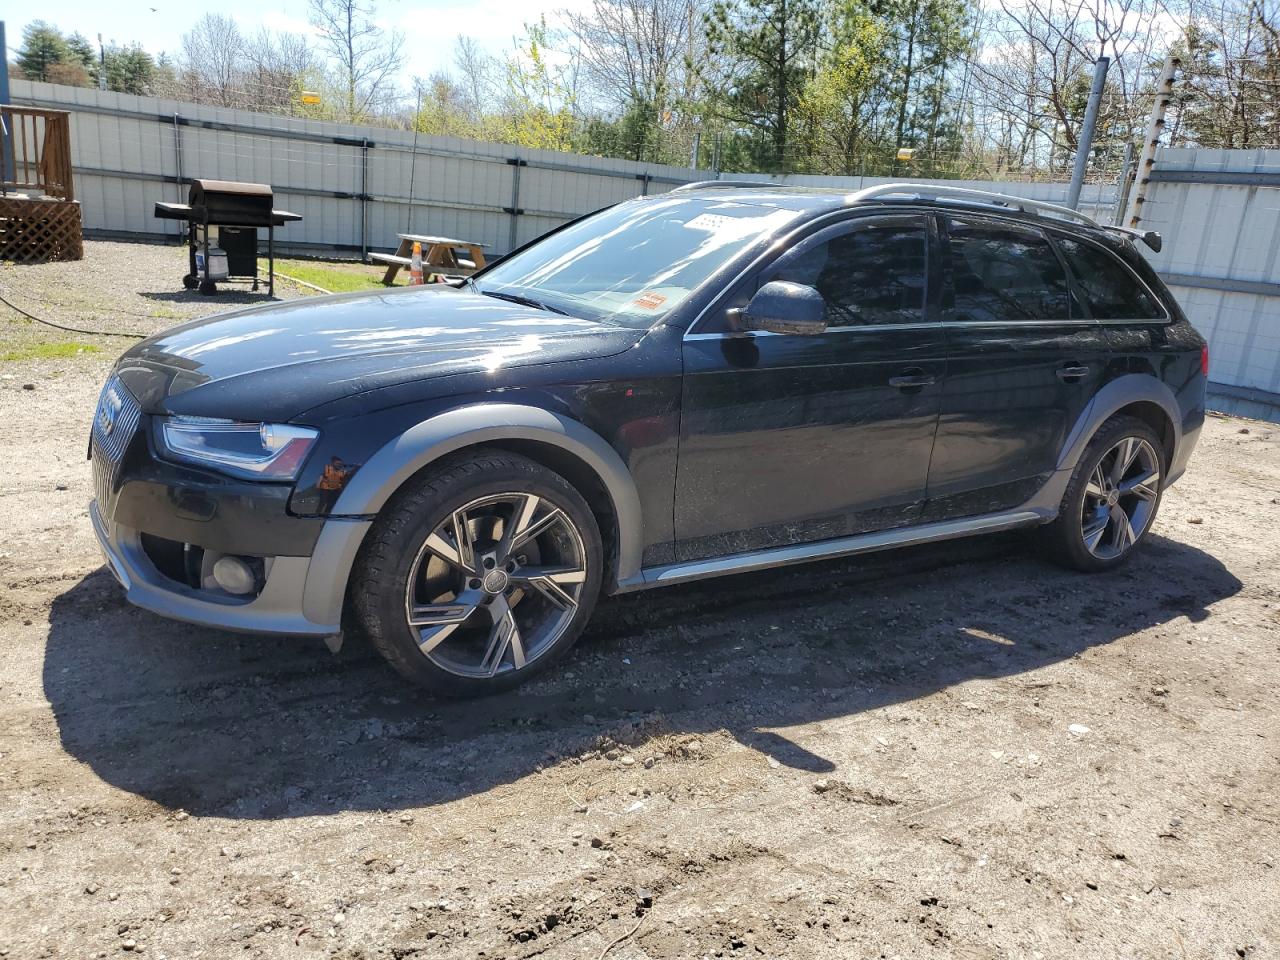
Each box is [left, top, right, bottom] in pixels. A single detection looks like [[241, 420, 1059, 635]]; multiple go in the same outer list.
[[195, 246, 230, 282], [409, 241, 424, 285]]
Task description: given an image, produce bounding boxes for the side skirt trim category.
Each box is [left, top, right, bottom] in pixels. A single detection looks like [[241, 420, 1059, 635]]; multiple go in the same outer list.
[[617, 510, 1043, 592]]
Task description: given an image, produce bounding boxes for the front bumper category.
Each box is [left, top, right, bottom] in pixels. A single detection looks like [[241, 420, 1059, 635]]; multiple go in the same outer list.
[[91, 499, 369, 637], [89, 376, 373, 636]]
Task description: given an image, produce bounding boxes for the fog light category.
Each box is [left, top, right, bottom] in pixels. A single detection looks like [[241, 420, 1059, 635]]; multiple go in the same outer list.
[[212, 556, 257, 595]]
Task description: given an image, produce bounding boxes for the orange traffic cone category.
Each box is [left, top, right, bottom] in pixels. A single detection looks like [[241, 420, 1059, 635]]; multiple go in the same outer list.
[[409, 241, 424, 285]]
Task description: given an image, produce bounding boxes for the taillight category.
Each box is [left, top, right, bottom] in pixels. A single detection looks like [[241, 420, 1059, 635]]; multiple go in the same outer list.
[[1201, 344, 1210, 376]]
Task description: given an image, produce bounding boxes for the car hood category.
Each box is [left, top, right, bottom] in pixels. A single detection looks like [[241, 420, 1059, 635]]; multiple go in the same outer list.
[[115, 285, 646, 421]]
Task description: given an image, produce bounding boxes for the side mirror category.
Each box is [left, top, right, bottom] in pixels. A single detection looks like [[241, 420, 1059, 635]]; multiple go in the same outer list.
[[738, 281, 827, 336]]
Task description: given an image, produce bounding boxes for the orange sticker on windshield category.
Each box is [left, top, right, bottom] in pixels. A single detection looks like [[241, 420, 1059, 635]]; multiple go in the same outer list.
[[633, 292, 667, 309]]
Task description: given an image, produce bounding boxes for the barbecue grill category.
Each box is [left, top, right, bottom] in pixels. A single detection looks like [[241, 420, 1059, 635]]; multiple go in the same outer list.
[[154, 179, 301, 296]]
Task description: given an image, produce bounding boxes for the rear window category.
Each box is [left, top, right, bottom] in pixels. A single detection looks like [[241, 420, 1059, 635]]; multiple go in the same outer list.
[[1056, 237, 1165, 320], [944, 219, 1073, 323]]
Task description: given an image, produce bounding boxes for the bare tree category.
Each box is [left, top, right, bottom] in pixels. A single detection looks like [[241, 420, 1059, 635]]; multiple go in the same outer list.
[[1173, 0, 1280, 148], [563, 0, 696, 112], [452, 35, 500, 117], [963, 0, 1183, 175], [562, 0, 708, 159], [242, 29, 320, 113], [179, 14, 244, 107], [308, 0, 406, 121]]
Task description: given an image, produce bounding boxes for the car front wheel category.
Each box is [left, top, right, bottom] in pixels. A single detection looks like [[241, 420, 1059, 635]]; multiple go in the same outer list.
[[351, 449, 603, 697], [1041, 414, 1167, 572]]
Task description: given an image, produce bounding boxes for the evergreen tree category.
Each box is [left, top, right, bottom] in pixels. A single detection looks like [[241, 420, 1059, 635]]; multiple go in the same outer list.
[[872, 0, 974, 165], [104, 45, 156, 95], [16, 21, 71, 82], [65, 33, 97, 72], [702, 0, 821, 170]]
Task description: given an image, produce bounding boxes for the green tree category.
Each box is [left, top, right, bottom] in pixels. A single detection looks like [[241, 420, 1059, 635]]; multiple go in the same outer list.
[[104, 44, 156, 95], [873, 0, 974, 166], [65, 33, 97, 72], [702, 0, 821, 170], [498, 20, 577, 151], [16, 21, 70, 82], [796, 9, 890, 174]]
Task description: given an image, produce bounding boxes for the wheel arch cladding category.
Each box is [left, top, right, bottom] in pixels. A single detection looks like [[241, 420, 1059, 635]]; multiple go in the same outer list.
[[1057, 374, 1181, 475], [329, 403, 645, 587]]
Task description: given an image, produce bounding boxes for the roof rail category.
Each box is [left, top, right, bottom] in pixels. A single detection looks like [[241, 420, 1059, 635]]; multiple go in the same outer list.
[[666, 178, 1163, 249], [671, 179, 783, 192], [853, 182, 1163, 250], [853, 182, 1098, 226]]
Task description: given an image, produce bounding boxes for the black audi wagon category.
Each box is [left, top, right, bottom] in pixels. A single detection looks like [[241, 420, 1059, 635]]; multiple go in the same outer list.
[[90, 183, 1207, 696]]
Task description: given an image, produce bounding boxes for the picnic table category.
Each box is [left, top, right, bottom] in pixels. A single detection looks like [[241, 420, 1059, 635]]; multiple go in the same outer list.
[[369, 233, 488, 285]]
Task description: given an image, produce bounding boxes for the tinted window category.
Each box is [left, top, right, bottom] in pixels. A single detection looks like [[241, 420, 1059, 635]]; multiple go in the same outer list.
[[1056, 237, 1164, 319], [944, 220, 1072, 322], [765, 218, 927, 325]]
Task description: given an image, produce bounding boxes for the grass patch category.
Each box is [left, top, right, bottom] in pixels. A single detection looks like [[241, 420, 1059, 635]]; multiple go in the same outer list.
[[265, 258, 403, 295], [0, 341, 101, 362]]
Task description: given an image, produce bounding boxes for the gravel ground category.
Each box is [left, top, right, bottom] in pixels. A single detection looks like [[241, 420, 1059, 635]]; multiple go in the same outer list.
[[0, 239, 309, 355], [1, 245, 1279, 960]]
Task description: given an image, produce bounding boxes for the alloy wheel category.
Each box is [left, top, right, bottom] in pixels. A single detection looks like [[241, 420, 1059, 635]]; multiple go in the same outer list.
[[402, 492, 588, 678], [1080, 436, 1161, 560]]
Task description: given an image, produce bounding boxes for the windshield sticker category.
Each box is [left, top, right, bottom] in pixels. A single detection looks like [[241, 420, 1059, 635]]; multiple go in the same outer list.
[[633, 292, 668, 309], [684, 213, 738, 232]]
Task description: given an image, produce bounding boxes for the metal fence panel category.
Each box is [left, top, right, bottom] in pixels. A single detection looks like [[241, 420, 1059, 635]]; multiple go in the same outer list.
[[1137, 148, 1280, 417]]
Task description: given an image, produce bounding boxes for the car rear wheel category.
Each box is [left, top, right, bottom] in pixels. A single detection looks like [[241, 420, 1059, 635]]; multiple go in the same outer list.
[[1041, 414, 1166, 572], [352, 449, 603, 697]]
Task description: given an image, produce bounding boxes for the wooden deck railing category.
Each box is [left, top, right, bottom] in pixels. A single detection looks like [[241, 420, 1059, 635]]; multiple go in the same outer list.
[[1, 106, 75, 202]]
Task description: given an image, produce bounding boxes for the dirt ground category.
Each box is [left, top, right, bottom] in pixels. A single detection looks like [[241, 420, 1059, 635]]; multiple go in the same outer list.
[[1, 244, 1279, 960]]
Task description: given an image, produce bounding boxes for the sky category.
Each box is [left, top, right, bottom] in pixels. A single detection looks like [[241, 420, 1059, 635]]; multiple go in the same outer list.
[[3, 0, 592, 83]]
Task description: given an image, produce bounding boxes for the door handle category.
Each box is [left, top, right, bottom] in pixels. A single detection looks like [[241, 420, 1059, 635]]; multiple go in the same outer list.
[[1056, 364, 1091, 383], [888, 369, 936, 390]]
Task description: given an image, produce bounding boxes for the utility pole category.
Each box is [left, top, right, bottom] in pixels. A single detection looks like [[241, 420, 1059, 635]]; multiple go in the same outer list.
[[1123, 55, 1180, 230], [97, 34, 107, 90], [690, 131, 701, 170], [0, 21, 11, 186], [1067, 56, 1110, 210]]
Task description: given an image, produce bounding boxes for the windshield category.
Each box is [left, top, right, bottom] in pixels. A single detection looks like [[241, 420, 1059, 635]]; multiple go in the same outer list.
[[474, 197, 801, 327]]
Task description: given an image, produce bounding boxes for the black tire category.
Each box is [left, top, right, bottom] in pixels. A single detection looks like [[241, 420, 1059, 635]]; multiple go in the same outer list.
[[351, 448, 604, 697], [1040, 414, 1167, 572], [181, 273, 198, 290], [198, 279, 217, 296]]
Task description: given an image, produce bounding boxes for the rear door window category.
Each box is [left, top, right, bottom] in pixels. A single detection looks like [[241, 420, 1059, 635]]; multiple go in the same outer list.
[[1055, 237, 1165, 320], [943, 219, 1074, 323]]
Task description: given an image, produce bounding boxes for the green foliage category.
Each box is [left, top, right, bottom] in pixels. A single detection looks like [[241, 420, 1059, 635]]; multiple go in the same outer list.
[[16, 21, 72, 82], [873, 0, 974, 161], [13, 23, 152, 94], [65, 33, 96, 71], [702, 0, 821, 169], [104, 45, 156, 95], [497, 20, 578, 152], [0, 341, 100, 363], [268, 258, 404, 293], [796, 9, 890, 174]]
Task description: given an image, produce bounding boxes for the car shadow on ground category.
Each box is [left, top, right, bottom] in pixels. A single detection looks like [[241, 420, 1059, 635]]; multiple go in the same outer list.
[[139, 290, 284, 306], [43, 531, 1241, 819]]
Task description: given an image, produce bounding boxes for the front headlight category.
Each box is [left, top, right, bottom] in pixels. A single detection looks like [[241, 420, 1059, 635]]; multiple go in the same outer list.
[[155, 416, 319, 480]]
